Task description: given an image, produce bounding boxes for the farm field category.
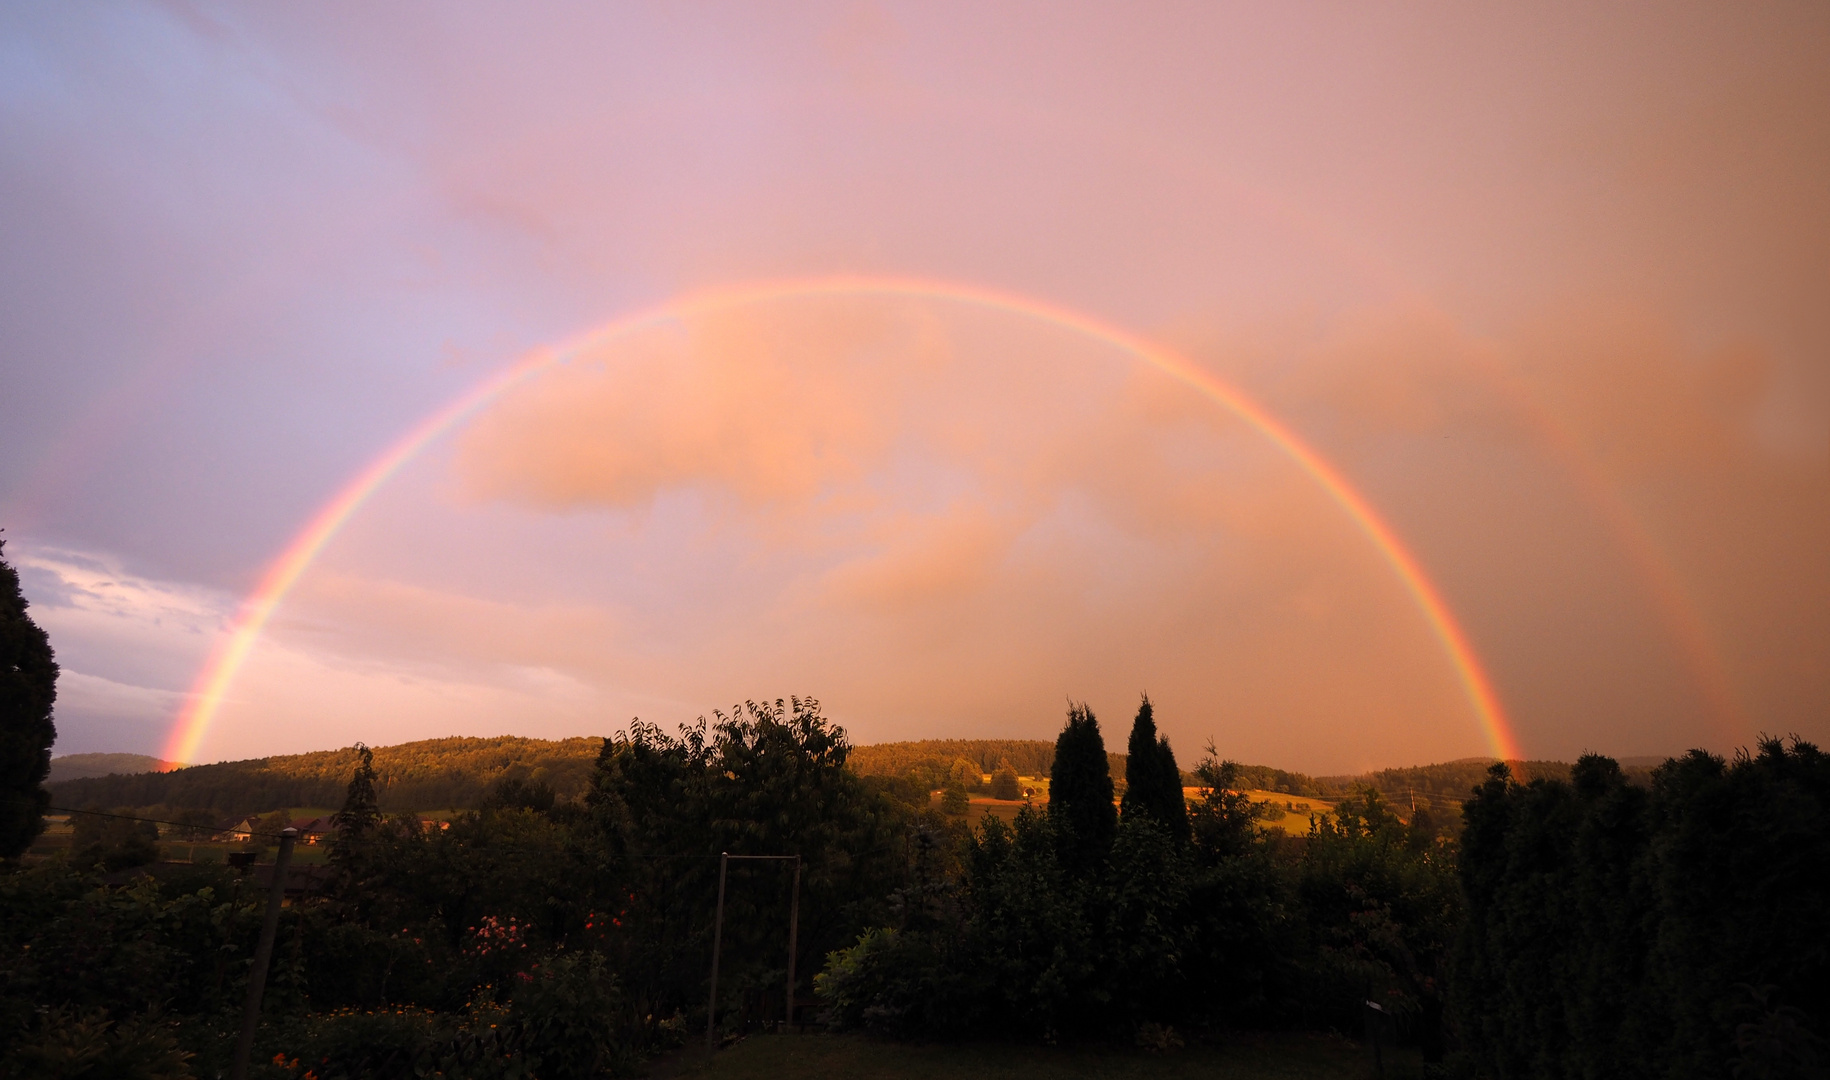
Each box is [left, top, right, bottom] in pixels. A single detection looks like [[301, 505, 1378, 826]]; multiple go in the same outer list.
[[1239, 789, 1336, 835], [30, 813, 343, 867], [672, 1031, 1420, 1080], [926, 786, 1045, 825]]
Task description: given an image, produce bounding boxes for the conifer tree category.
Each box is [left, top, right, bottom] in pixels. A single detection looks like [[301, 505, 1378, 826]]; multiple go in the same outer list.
[[1049, 701, 1115, 871], [0, 537, 58, 860], [331, 743, 380, 859], [1120, 695, 1189, 843]]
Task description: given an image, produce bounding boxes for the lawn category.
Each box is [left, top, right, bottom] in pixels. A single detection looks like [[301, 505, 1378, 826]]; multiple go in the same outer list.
[[669, 1031, 1418, 1080]]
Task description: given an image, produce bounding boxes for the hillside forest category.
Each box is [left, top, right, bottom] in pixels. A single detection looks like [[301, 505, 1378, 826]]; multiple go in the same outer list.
[[44, 733, 1619, 831]]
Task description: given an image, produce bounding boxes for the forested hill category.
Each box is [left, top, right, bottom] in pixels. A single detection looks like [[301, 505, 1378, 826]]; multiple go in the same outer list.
[[47, 752, 185, 783], [848, 739, 1059, 780], [46, 731, 1666, 821], [1313, 758, 1657, 817], [46, 736, 601, 817]]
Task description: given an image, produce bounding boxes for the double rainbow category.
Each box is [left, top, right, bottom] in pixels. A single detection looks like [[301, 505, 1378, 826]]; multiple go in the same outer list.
[[161, 275, 1521, 765]]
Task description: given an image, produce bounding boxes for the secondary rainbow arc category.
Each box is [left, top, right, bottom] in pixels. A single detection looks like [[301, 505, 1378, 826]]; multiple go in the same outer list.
[[162, 275, 1522, 764]]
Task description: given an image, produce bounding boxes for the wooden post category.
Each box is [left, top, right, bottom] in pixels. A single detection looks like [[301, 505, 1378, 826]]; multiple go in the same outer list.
[[1365, 998, 1386, 1079], [230, 827, 296, 1080], [705, 852, 729, 1050], [784, 856, 801, 1029]]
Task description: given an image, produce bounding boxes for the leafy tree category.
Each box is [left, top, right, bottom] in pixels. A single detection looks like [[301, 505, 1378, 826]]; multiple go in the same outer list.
[[69, 808, 160, 870], [0, 537, 58, 860], [1119, 695, 1189, 843], [481, 774, 557, 813], [1049, 702, 1115, 874], [989, 759, 1022, 800], [1299, 786, 1459, 1059], [1188, 753, 1262, 863], [588, 698, 907, 1035]]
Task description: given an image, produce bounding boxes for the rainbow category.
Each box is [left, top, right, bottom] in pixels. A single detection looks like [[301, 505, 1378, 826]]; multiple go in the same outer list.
[[162, 275, 1522, 764]]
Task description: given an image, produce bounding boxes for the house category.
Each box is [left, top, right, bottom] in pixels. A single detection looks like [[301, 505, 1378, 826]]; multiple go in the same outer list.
[[223, 815, 328, 844]]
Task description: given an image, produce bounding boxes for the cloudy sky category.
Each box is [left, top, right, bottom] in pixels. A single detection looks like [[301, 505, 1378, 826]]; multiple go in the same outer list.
[[2, 3, 1825, 773]]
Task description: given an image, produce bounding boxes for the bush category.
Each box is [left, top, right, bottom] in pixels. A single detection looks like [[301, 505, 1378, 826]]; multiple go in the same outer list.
[[4, 1007, 194, 1080], [68, 809, 159, 870]]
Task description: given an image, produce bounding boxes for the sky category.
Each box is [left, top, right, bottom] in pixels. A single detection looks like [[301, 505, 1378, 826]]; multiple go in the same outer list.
[[2, 2, 1825, 774]]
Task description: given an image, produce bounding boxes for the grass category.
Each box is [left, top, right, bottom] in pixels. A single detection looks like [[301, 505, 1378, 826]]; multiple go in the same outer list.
[[671, 1031, 1419, 1080], [1239, 789, 1336, 836]]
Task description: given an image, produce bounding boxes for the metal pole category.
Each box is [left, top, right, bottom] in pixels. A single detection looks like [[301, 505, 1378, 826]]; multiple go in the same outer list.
[[705, 852, 729, 1050], [784, 856, 801, 1030], [231, 827, 297, 1080]]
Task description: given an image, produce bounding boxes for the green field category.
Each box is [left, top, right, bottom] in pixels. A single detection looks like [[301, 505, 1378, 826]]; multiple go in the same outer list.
[[1241, 789, 1336, 835], [668, 1032, 1418, 1080]]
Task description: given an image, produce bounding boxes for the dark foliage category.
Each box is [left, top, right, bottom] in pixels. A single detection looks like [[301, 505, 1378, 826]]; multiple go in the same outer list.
[[585, 697, 909, 1038], [69, 807, 161, 870], [1049, 703, 1116, 875], [1453, 740, 1830, 1079], [0, 538, 58, 860], [1119, 696, 1189, 844], [818, 714, 1482, 1049], [483, 774, 558, 813], [330, 744, 380, 848]]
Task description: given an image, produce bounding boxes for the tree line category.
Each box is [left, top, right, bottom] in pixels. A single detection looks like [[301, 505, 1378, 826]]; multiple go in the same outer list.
[[44, 736, 603, 819], [4, 699, 1827, 1076]]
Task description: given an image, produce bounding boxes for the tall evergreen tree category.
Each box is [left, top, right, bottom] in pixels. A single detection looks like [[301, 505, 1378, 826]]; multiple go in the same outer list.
[[0, 537, 58, 860], [1120, 695, 1189, 843], [330, 743, 380, 859], [1049, 701, 1115, 872]]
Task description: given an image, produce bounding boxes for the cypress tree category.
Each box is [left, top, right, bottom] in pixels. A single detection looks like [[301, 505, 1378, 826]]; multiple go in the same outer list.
[[0, 537, 58, 860], [1120, 695, 1189, 843], [1050, 701, 1116, 872]]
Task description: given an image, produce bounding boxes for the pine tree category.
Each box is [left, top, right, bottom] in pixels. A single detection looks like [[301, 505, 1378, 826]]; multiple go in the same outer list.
[[1120, 695, 1189, 843], [1049, 701, 1115, 872], [0, 537, 58, 860]]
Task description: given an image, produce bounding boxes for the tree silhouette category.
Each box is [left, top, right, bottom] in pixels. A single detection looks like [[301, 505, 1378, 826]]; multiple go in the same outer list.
[[0, 537, 58, 860], [1049, 701, 1115, 873], [331, 743, 380, 860], [1120, 695, 1189, 843]]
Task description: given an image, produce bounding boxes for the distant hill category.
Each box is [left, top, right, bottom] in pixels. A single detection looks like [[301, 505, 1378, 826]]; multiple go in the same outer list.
[[46, 736, 600, 817], [45, 731, 1679, 824], [849, 739, 1059, 781], [1306, 758, 1660, 818], [47, 753, 186, 784]]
